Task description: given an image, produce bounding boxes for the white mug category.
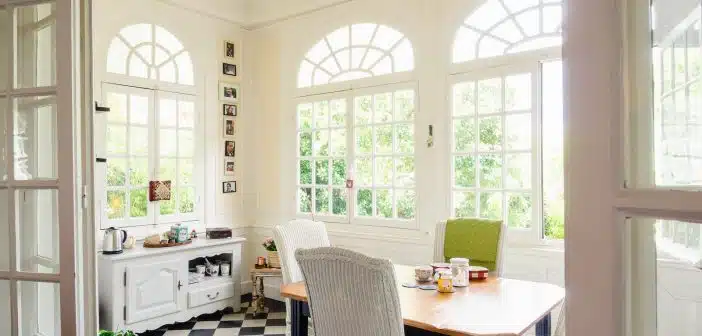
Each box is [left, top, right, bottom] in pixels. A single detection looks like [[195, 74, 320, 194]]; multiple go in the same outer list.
[[195, 265, 206, 275], [206, 264, 219, 276], [220, 263, 230, 276]]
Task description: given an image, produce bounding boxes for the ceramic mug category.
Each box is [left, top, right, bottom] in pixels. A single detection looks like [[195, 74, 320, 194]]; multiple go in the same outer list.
[[414, 266, 433, 282], [195, 265, 206, 275], [220, 263, 230, 276], [206, 264, 219, 276]]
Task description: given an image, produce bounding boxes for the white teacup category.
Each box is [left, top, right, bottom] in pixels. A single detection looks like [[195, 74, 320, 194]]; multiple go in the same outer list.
[[195, 265, 206, 275], [415, 266, 433, 282]]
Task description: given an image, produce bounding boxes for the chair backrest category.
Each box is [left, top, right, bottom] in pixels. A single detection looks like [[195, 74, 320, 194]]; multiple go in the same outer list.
[[273, 219, 331, 284], [433, 219, 507, 276], [295, 247, 405, 336]]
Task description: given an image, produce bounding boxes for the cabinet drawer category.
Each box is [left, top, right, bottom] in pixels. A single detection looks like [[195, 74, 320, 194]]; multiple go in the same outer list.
[[188, 282, 234, 308]]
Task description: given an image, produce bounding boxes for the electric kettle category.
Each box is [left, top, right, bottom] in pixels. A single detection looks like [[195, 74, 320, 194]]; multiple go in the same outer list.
[[102, 227, 128, 254]]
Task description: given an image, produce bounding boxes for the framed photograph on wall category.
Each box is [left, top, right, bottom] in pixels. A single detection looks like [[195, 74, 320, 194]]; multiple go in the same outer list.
[[223, 63, 237, 77], [224, 118, 235, 137], [224, 40, 235, 59], [223, 103, 237, 116], [224, 159, 235, 176], [224, 140, 235, 157], [219, 82, 239, 103], [222, 181, 236, 193]]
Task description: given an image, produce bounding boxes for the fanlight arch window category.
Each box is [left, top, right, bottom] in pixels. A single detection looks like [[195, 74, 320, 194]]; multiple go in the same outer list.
[[453, 0, 563, 63], [298, 23, 415, 88], [106, 23, 194, 85]]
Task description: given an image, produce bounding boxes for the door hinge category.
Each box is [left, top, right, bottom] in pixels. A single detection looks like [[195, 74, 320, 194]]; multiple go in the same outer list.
[[123, 305, 126, 321], [123, 271, 126, 286]]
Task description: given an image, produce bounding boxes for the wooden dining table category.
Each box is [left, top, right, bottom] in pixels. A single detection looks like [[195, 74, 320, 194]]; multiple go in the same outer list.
[[280, 265, 565, 336]]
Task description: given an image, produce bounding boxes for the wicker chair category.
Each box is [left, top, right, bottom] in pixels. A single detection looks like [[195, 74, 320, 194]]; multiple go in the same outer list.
[[273, 219, 330, 335], [295, 247, 405, 336]]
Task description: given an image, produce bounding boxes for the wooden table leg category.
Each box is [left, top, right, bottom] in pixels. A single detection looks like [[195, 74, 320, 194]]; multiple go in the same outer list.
[[290, 299, 309, 336], [255, 276, 266, 314], [535, 312, 552, 336]]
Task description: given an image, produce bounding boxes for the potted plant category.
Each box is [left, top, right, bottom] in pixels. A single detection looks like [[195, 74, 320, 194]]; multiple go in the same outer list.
[[262, 237, 280, 268]]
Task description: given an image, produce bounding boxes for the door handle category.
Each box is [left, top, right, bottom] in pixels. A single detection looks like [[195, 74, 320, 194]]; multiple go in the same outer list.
[[207, 292, 220, 300], [177, 280, 183, 291]]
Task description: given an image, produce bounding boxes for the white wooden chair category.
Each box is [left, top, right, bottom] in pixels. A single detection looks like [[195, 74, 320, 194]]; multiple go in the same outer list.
[[295, 247, 405, 336], [433, 220, 507, 276], [273, 219, 330, 335]]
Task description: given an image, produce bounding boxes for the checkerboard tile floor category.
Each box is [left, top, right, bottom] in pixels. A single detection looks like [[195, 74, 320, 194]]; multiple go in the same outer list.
[[139, 296, 287, 336]]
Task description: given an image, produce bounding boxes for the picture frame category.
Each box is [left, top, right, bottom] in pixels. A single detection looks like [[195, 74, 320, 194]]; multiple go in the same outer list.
[[219, 82, 239, 103], [224, 40, 235, 59], [224, 159, 235, 176], [224, 140, 235, 157], [222, 181, 236, 193], [224, 118, 236, 137], [223, 103, 237, 116], [223, 63, 237, 77]]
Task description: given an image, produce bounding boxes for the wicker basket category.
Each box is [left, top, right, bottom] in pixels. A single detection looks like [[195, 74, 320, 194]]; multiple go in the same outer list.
[[267, 251, 281, 268]]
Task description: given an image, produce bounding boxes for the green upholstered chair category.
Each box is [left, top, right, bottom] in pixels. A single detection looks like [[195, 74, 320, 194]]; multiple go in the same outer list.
[[433, 218, 506, 276]]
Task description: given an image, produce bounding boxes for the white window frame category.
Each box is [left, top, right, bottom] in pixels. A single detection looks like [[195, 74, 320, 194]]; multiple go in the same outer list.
[[294, 81, 419, 230]]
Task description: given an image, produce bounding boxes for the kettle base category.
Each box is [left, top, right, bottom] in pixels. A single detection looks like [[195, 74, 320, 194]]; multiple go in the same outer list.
[[102, 250, 123, 255]]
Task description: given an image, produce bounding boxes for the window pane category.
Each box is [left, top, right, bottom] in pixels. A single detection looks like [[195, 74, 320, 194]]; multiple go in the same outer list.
[[396, 189, 415, 219], [160, 129, 177, 156], [395, 124, 414, 153], [453, 118, 476, 152], [107, 190, 126, 219], [332, 188, 347, 215], [355, 95, 372, 124], [179, 187, 194, 213], [477, 78, 502, 114], [298, 187, 312, 213], [374, 92, 393, 123], [356, 157, 372, 186], [356, 189, 372, 216], [506, 154, 531, 189], [331, 159, 346, 186], [106, 92, 128, 123], [299, 132, 312, 156], [315, 188, 329, 214], [313, 130, 329, 156], [479, 154, 502, 188], [453, 191, 476, 217], [478, 116, 503, 151], [299, 160, 312, 184], [159, 98, 177, 127], [376, 189, 393, 218], [130, 94, 149, 125], [107, 125, 127, 155], [129, 188, 148, 218], [0, 10, 8, 91], [315, 160, 329, 185], [129, 158, 148, 186], [355, 127, 372, 154], [159, 158, 176, 181], [505, 113, 531, 150], [18, 281, 60, 335], [453, 82, 476, 116], [0, 281, 8, 336], [107, 159, 127, 186], [130, 126, 149, 156], [13, 96, 58, 180], [298, 103, 313, 130], [178, 130, 194, 157], [330, 99, 346, 127], [395, 157, 415, 188], [454, 156, 476, 188], [16, 189, 59, 274], [179, 100, 195, 128], [160, 196, 175, 215], [14, 3, 56, 89], [542, 59, 564, 239], [375, 157, 393, 186], [507, 193, 531, 228], [375, 125, 393, 154], [330, 129, 346, 156], [314, 101, 329, 128], [505, 73, 532, 111], [0, 191, 7, 270], [180, 159, 193, 185], [394, 90, 415, 121], [479, 192, 502, 220]]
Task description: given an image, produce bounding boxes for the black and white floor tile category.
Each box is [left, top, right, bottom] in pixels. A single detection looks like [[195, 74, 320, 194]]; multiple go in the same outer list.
[[139, 295, 287, 336]]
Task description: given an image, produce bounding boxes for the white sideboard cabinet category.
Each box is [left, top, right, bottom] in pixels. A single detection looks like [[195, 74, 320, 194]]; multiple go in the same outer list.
[[98, 237, 246, 333]]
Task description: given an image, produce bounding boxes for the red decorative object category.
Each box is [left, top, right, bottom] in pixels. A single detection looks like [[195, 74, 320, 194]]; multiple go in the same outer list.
[[469, 266, 489, 280], [149, 180, 172, 201], [346, 179, 354, 188]]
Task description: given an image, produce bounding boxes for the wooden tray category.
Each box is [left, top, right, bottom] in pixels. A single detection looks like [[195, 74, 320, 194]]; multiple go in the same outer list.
[[143, 239, 193, 248]]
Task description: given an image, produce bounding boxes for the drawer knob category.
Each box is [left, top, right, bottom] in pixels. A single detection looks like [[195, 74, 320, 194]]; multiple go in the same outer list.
[[207, 292, 220, 300]]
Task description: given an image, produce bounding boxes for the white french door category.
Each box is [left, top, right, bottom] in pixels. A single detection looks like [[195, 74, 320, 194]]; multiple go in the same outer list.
[[0, 0, 80, 335]]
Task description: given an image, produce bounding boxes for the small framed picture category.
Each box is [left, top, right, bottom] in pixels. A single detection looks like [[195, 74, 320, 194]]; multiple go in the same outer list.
[[222, 181, 236, 193], [224, 159, 235, 176], [224, 118, 236, 137], [224, 40, 235, 59], [219, 82, 239, 103], [223, 63, 237, 77], [224, 140, 235, 157], [223, 103, 237, 116]]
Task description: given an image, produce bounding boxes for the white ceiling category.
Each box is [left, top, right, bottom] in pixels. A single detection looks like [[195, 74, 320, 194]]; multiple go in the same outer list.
[[158, 0, 351, 29]]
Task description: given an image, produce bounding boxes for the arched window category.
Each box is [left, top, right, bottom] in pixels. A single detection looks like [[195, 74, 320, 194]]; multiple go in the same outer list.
[[453, 0, 563, 63], [100, 24, 200, 230], [106, 23, 194, 85], [298, 23, 414, 88]]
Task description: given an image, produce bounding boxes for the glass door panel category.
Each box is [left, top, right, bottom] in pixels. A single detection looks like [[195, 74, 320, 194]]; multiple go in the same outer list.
[[16, 189, 59, 274]]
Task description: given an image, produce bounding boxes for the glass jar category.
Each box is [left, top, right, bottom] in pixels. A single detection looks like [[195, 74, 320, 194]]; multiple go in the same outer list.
[[437, 270, 454, 293], [450, 257, 470, 287]]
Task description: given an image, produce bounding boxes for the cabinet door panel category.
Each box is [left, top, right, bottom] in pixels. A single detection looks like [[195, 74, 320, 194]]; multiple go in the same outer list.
[[125, 259, 183, 324]]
